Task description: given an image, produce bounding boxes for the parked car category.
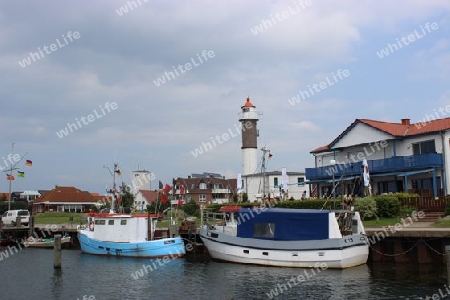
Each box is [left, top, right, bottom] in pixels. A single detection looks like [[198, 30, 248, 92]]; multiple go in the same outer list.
[[1, 210, 30, 226]]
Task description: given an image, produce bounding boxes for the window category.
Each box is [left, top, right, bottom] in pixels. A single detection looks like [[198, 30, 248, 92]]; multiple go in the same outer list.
[[253, 223, 275, 239], [108, 220, 114, 225], [199, 183, 207, 189], [199, 194, 206, 202], [412, 140, 436, 155], [95, 220, 106, 225], [120, 220, 127, 225], [273, 177, 278, 187], [298, 177, 305, 186]]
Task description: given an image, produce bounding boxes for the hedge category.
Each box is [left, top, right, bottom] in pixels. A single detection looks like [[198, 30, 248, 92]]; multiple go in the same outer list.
[[374, 196, 400, 218]]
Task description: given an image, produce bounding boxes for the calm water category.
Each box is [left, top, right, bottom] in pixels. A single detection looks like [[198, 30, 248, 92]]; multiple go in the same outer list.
[[0, 247, 447, 300]]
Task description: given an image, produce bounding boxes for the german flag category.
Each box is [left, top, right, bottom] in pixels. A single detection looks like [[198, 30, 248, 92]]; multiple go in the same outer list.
[[25, 160, 32, 166]]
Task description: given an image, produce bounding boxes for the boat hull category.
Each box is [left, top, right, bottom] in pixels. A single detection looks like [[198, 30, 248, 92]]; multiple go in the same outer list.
[[77, 231, 186, 258], [26, 236, 72, 248], [199, 227, 368, 269]]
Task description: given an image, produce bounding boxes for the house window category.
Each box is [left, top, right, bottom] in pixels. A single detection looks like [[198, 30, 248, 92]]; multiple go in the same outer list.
[[298, 177, 305, 186], [199, 194, 206, 202], [199, 183, 207, 189], [273, 177, 278, 187], [253, 223, 275, 239], [412, 140, 436, 155]]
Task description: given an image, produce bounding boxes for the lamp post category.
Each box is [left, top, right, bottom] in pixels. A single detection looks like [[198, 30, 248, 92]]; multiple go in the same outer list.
[[330, 159, 336, 199]]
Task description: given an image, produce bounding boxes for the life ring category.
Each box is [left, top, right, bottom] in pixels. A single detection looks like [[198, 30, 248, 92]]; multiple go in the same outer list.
[[89, 221, 94, 231]]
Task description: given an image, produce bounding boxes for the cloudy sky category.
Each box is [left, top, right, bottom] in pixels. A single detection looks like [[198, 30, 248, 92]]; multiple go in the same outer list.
[[0, 0, 449, 194]]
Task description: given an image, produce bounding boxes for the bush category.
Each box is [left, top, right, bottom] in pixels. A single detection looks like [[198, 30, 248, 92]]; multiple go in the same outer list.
[[354, 197, 377, 220], [182, 201, 200, 216], [0, 201, 30, 215], [374, 196, 400, 217], [275, 199, 342, 210]]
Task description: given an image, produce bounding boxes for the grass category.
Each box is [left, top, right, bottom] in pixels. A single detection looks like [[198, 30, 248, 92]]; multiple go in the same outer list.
[[432, 219, 450, 227], [362, 217, 406, 227], [34, 212, 87, 224]]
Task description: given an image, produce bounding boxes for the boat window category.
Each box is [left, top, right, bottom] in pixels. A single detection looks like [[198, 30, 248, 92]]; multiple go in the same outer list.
[[253, 223, 275, 238], [95, 220, 105, 225], [108, 220, 114, 225], [121, 220, 127, 225]]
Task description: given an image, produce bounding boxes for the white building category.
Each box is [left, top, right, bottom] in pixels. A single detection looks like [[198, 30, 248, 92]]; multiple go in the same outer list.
[[306, 118, 448, 198]]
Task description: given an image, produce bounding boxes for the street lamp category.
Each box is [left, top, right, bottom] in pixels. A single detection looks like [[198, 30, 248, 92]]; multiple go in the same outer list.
[[330, 159, 336, 199]]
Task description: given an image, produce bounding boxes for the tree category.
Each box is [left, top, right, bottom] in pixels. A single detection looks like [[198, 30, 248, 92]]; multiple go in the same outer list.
[[182, 201, 200, 216], [120, 182, 135, 208]]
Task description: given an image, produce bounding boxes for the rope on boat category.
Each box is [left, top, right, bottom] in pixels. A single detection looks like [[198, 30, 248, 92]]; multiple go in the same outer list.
[[369, 239, 445, 256]]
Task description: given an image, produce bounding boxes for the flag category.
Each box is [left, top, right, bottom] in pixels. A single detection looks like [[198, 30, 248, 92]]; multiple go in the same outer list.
[[6, 174, 14, 180], [161, 194, 167, 203], [177, 199, 183, 206], [163, 184, 171, 194], [17, 171, 25, 178], [115, 169, 122, 176], [281, 167, 288, 191], [25, 160, 32, 166], [268, 153, 273, 159], [180, 185, 184, 195], [237, 172, 242, 193], [159, 180, 163, 189]]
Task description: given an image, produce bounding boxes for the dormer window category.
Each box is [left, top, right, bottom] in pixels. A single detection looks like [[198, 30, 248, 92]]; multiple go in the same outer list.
[[199, 183, 207, 189]]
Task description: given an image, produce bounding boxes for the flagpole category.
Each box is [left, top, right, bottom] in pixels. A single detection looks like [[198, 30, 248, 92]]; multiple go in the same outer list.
[[7, 143, 14, 211], [6, 143, 28, 211]]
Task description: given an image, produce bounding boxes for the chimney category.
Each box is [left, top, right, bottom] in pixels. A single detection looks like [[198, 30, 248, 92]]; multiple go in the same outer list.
[[401, 118, 410, 125]]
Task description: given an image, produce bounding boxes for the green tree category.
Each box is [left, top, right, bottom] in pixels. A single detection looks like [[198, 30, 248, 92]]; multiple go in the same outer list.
[[120, 182, 135, 208], [0, 194, 7, 202], [182, 201, 200, 216]]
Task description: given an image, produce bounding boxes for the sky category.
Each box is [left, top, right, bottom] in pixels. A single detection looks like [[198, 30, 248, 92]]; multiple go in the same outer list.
[[0, 0, 449, 194]]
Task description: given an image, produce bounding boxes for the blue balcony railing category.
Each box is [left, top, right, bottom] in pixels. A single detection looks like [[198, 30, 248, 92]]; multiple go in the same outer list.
[[305, 153, 443, 180]]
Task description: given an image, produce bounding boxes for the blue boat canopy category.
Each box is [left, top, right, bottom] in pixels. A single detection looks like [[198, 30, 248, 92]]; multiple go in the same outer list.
[[236, 208, 329, 241]]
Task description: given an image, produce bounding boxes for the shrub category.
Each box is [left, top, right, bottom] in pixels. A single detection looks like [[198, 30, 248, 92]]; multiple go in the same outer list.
[[275, 199, 342, 210], [354, 197, 377, 220], [374, 196, 400, 217]]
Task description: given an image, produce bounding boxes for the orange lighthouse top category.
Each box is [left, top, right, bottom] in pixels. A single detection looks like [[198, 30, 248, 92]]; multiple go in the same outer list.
[[242, 97, 255, 108]]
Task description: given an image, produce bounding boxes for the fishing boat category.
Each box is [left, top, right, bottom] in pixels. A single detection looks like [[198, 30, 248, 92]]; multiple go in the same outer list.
[[77, 163, 185, 258], [199, 206, 368, 269], [199, 147, 368, 269], [26, 235, 71, 248]]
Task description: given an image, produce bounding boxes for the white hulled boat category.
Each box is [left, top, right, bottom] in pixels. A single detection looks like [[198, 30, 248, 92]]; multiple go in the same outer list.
[[199, 206, 368, 269]]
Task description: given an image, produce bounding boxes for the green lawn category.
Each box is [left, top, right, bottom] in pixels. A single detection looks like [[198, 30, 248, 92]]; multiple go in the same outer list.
[[362, 217, 406, 227], [34, 212, 87, 224], [432, 219, 450, 227]]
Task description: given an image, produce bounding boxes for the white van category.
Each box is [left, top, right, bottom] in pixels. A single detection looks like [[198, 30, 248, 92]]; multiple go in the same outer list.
[[1, 210, 30, 226]]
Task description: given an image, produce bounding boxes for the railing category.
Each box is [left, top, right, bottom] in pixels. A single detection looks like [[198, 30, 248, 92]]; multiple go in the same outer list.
[[306, 153, 443, 180], [212, 189, 231, 194], [399, 196, 450, 212]]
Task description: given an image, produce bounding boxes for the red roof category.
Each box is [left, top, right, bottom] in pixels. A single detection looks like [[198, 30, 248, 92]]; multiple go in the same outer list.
[[311, 117, 450, 153], [33, 186, 96, 203], [139, 190, 159, 204], [242, 97, 255, 108]]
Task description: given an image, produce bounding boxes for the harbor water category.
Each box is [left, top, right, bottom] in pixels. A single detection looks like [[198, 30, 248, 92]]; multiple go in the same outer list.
[[0, 247, 447, 300]]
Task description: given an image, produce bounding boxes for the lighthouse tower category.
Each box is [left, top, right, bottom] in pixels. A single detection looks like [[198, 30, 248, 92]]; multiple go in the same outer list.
[[239, 97, 260, 176]]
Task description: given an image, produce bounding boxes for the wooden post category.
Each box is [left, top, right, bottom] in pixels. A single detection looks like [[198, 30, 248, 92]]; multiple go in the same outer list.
[[446, 245, 450, 286], [54, 234, 61, 269]]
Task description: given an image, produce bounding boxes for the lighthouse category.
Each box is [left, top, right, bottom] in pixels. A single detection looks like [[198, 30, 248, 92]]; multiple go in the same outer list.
[[239, 97, 260, 176]]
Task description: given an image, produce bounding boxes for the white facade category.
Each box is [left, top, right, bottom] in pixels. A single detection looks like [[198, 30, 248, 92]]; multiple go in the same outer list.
[[242, 148, 258, 175], [242, 172, 308, 202], [310, 120, 448, 197], [131, 170, 152, 192]]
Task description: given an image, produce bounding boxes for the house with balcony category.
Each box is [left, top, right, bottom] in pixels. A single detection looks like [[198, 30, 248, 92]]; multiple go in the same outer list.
[[305, 118, 450, 198], [173, 173, 236, 207]]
